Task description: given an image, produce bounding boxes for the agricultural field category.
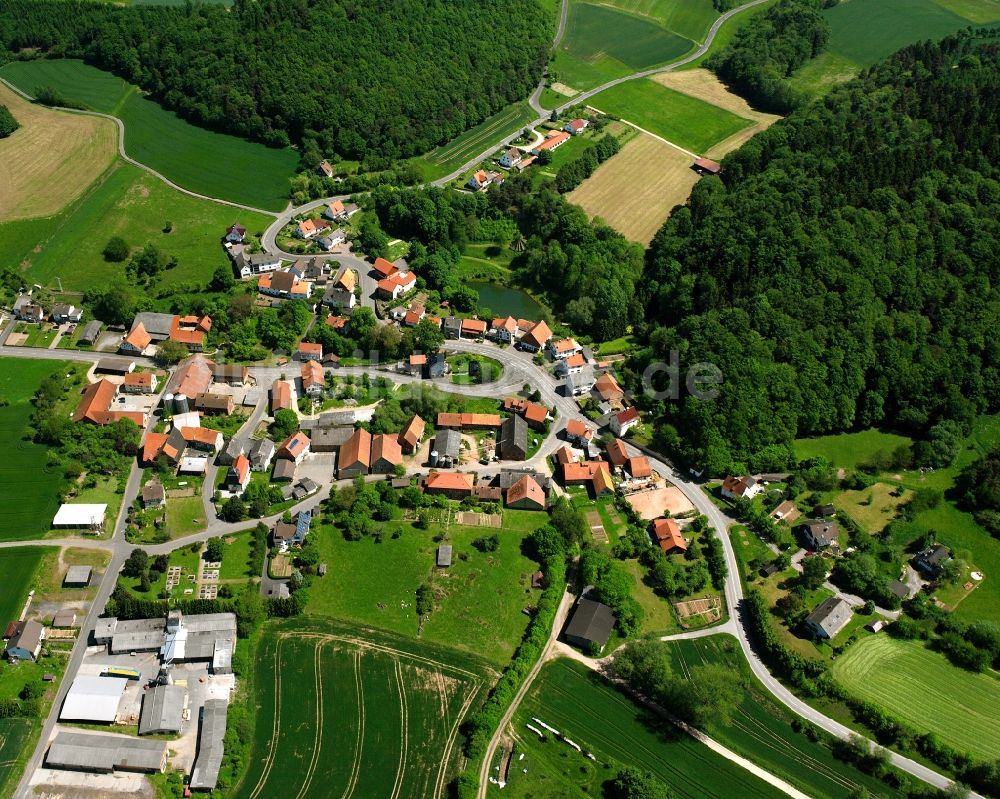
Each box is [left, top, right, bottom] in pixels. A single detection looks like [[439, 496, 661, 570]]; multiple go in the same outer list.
[[503, 657, 787, 799], [0, 82, 116, 221], [823, 0, 997, 67], [794, 428, 915, 471], [567, 132, 699, 244], [0, 718, 34, 798], [415, 102, 537, 181], [0, 59, 296, 210], [306, 509, 544, 666], [596, 0, 722, 42], [0, 161, 273, 294], [563, 3, 693, 71], [665, 635, 904, 799], [832, 635, 1000, 761], [231, 619, 490, 799], [0, 547, 49, 625], [589, 78, 751, 153], [0, 359, 72, 539]]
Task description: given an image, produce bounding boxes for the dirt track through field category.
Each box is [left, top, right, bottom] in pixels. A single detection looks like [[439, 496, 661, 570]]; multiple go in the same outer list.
[[295, 641, 326, 799], [389, 658, 410, 799], [247, 637, 284, 799], [0, 83, 117, 220], [340, 649, 365, 799]]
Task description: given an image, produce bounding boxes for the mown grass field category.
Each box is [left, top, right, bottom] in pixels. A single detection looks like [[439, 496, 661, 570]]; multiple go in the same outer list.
[[0, 548, 48, 625], [568, 132, 699, 244], [834, 482, 912, 534], [416, 102, 537, 181], [563, 3, 694, 70], [503, 657, 786, 799], [0, 59, 296, 210], [307, 510, 544, 666], [0, 161, 273, 294], [231, 619, 489, 799], [668, 636, 904, 799], [823, 0, 995, 67], [0, 359, 72, 540], [597, 0, 721, 42], [0, 82, 116, 221], [794, 428, 914, 470], [589, 78, 751, 153], [832, 635, 1000, 761]]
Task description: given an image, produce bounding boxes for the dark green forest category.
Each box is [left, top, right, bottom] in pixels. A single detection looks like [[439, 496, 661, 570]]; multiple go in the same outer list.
[[0, 0, 550, 159], [706, 0, 832, 113], [0, 104, 18, 138], [634, 32, 1000, 474]]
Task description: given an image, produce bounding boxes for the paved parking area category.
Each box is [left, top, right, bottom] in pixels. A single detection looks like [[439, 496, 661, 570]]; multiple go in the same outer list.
[[297, 451, 335, 485]]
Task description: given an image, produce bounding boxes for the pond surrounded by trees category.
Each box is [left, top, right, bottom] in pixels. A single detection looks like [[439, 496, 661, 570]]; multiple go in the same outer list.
[[467, 281, 546, 321]]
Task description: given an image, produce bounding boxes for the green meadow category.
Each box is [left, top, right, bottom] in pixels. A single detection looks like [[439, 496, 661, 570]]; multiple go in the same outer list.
[[0, 161, 273, 294], [0, 59, 296, 210], [0, 547, 49, 622], [505, 657, 786, 799], [563, 3, 694, 70], [588, 78, 751, 152], [0, 360, 72, 539], [832, 635, 1000, 761]]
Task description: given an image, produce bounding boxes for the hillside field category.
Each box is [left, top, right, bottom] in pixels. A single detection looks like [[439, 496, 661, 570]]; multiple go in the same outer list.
[[0, 360, 72, 539], [0, 59, 296, 210], [0, 547, 48, 624], [832, 635, 1000, 761], [0, 82, 116, 221], [563, 3, 694, 70], [502, 657, 786, 799], [589, 78, 751, 153], [596, 0, 721, 42], [567, 132, 699, 244], [307, 510, 543, 666], [416, 102, 537, 181], [230, 619, 489, 799], [0, 161, 273, 294], [665, 635, 904, 799]]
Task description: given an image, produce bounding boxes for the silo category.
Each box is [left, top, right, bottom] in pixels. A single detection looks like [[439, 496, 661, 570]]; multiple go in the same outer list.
[[430, 450, 439, 468], [174, 393, 189, 413], [162, 393, 174, 410]]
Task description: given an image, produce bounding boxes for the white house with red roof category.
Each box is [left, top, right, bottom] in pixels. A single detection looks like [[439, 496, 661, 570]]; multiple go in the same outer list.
[[564, 118, 589, 135], [225, 223, 246, 244], [467, 170, 502, 191], [376, 270, 417, 300], [610, 406, 640, 437], [499, 147, 522, 169]]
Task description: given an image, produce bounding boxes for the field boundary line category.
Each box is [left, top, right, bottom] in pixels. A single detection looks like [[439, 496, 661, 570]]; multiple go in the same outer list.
[[434, 678, 483, 799], [295, 639, 325, 799], [247, 635, 284, 799], [340, 648, 365, 799], [389, 658, 409, 799], [0, 76, 282, 217]]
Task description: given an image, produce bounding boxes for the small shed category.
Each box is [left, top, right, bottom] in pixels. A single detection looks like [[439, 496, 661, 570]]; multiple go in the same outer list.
[[437, 545, 453, 568], [64, 566, 93, 588], [692, 157, 721, 175], [52, 609, 77, 629]]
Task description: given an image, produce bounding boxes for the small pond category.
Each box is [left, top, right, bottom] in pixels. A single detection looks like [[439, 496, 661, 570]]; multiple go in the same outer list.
[[467, 281, 546, 320]]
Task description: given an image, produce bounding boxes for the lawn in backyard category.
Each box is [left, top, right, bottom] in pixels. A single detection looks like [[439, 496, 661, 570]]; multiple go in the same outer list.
[[563, 3, 694, 71], [165, 495, 207, 539], [663, 635, 904, 799], [0, 548, 49, 626], [0, 358, 72, 540], [218, 531, 257, 580], [415, 102, 537, 182], [588, 79, 750, 153], [0, 161, 273, 295], [229, 617, 490, 799], [831, 635, 1000, 761], [306, 509, 545, 666], [0, 59, 296, 210], [502, 657, 787, 799]]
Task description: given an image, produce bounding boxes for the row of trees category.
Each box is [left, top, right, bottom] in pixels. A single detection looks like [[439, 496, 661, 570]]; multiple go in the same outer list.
[[638, 33, 1000, 474], [553, 133, 621, 194], [0, 0, 550, 160]]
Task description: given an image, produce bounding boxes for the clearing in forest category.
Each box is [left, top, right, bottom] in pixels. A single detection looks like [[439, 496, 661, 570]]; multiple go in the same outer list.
[[0, 83, 116, 220]]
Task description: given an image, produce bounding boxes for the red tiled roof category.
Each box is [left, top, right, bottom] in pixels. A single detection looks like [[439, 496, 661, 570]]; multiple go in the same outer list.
[[694, 157, 721, 174], [271, 380, 292, 411], [425, 471, 475, 492], [325, 315, 349, 330], [399, 414, 425, 450], [653, 518, 687, 552], [606, 438, 628, 466], [371, 433, 403, 467], [123, 372, 153, 387], [301, 359, 324, 388], [123, 323, 151, 351], [594, 372, 624, 400], [616, 407, 640, 425], [278, 431, 311, 459], [181, 427, 221, 447], [553, 338, 579, 354], [626, 456, 652, 479], [536, 131, 570, 152], [506, 475, 545, 508], [565, 418, 593, 441], [565, 353, 586, 368], [233, 454, 250, 485], [461, 318, 487, 336], [298, 342, 322, 356], [409, 354, 427, 365], [141, 432, 168, 464], [554, 445, 574, 465], [522, 320, 552, 349], [72, 379, 117, 424], [372, 258, 398, 277], [340, 428, 372, 469], [523, 403, 547, 425]]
